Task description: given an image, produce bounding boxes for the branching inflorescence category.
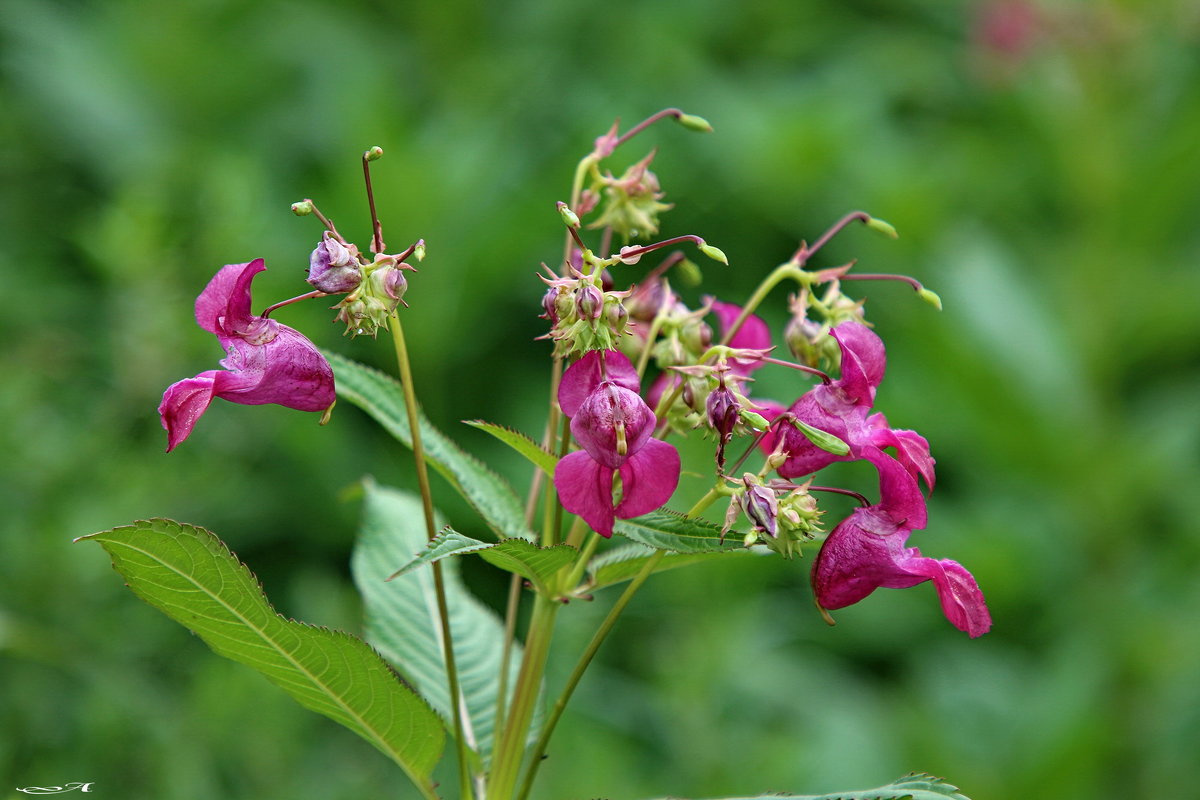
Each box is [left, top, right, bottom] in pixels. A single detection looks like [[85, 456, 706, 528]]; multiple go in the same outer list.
[[136, 110, 991, 800]]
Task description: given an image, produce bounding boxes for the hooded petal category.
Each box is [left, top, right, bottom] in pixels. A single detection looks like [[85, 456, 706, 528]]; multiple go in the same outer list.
[[554, 450, 617, 537], [830, 322, 885, 405], [195, 259, 264, 336], [214, 326, 336, 411], [559, 349, 641, 417], [615, 438, 681, 519], [811, 506, 924, 610], [861, 444, 927, 529]]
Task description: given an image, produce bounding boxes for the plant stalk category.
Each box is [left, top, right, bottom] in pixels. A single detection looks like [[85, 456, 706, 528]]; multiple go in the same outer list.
[[389, 313, 474, 800]]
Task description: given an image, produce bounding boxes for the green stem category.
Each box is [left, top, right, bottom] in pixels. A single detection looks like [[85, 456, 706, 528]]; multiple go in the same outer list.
[[514, 488, 724, 800], [515, 549, 664, 800], [487, 595, 560, 800], [389, 314, 474, 800], [720, 261, 808, 346]]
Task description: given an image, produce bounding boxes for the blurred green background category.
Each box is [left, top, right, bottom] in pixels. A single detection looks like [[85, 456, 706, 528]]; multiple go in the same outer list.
[[3, 0, 1199, 798]]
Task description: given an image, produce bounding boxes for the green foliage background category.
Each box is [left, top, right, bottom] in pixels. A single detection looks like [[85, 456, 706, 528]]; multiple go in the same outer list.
[[2, 1, 1198, 798]]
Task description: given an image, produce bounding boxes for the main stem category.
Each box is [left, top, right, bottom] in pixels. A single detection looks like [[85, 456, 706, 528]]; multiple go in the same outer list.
[[487, 594, 560, 800], [389, 314, 473, 800]]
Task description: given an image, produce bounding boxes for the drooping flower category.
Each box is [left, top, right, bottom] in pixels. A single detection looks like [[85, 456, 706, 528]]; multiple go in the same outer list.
[[159, 259, 336, 452], [812, 447, 991, 637], [770, 322, 934, 492], [553, 349, 680, 536]]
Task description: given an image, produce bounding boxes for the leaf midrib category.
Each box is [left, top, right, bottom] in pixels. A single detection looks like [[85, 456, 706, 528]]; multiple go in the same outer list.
[[104, 535, 406, 768]]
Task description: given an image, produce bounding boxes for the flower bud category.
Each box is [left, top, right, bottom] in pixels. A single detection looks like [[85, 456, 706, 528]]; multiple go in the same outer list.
[[865, 216, 898, 239], [675, 112, 714, 133], [698, 242, 728, 265], [558, 201, 581, 229], [707, 381, 740, 442], [575, 283, 603, 321], [741, 475, 779, 538], [291, 200, 314, 216], [308, 231, 363, 294], [364, 145, 384, 161], [541, 286, 561, 323], [917, 287, 943, 310]]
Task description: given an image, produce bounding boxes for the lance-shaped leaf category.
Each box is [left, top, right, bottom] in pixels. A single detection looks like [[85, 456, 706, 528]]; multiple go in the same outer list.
[[388, 528, 577, 597], [585, 542, 746, 591], [463, 419, 558, 476], [648, 771, 971, 800], [327, 352, 535, 541], [79, 519, 444, 789], [612, 510, 746, 553], [352, 482, 549, 764]]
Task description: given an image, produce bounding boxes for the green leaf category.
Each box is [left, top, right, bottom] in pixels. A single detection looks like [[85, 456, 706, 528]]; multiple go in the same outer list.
[[79, 519, 443, 787], [586, 543, 745, 591], [463, 419, 558, 476], [352, 481, 538, 765], [613, 510, 745, 553], [647, 771, 971, 799], [327, 352, 536, 541], [790, 417, 851, 456], [388, 527, 577, 597]]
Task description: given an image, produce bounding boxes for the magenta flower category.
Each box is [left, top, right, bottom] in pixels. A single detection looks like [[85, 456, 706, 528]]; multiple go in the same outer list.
[[159, 259, 336, 452], [771, 322, 934, 492], [812, 447, 991, 637], [554, 350, 681, 537]]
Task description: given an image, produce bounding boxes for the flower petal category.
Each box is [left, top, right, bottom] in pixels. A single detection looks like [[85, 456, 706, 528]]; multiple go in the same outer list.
[[811, 507, 923, 610], [900, 556, 992, 638], [615, 438, 681, 519], [830, 322, 885, 405], [570, 384, 656, 468], [195, 259, 264, 335], [868, 418, 936, 493], [214, 326, 336, 411], [861, 445, 927, 529], [554, 451, 617, 537], [159, 372, 220, 452], [559, 349, 641, 417]]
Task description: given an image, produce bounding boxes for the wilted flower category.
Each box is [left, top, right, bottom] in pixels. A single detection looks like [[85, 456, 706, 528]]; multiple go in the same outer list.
[[307, 231, 363, 294], [812, 447, 991, 637], [159, 259, 336, 452], [554, 350, 680, 536]]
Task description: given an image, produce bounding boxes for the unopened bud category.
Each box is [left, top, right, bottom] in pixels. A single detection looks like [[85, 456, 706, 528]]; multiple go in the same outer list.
[[698, 242, 728, 265], [865, 216, 898, 239], [739, 409, 769, 431], [706, 383, 740, 441], [291, 200, 314, 216], [558, 202, 581, 229], [413, 241, 426, 262], [742, 476, 779, 538], [676, 113, 714, 133], [790, 418, 851, 456], [676, 257, 702, 287], [308, 232, 363, 294], [917, 287, 943, 311], [575, 283, 603, 321], [364, 146, 384, 161]]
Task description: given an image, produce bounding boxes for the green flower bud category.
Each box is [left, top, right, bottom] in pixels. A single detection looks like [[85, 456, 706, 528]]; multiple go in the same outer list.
[[917, 287, 943, 311], [291, 200, 314, 216], [698, 243, 728, 265], [676, 113, 714, 133], [865, 216, 898, 238]]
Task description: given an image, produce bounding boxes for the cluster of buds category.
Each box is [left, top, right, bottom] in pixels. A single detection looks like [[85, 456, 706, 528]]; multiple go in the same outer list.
[[297, 217, 422, 338], [724, 474, 823, 558], [583, 151, 673, 241], [784, 282, 868, 370], [539, 270, 631, 358]]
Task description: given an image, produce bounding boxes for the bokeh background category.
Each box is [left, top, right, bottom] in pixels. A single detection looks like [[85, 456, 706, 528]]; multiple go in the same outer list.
[[3, 1, 1199, 798]]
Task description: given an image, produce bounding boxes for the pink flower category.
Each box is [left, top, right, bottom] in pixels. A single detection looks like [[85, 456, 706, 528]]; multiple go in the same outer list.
[[772, 322, 934, 492], [554, 350, 680, 536], [812, 447, 991, 637], [159, 259, 336, 452]]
